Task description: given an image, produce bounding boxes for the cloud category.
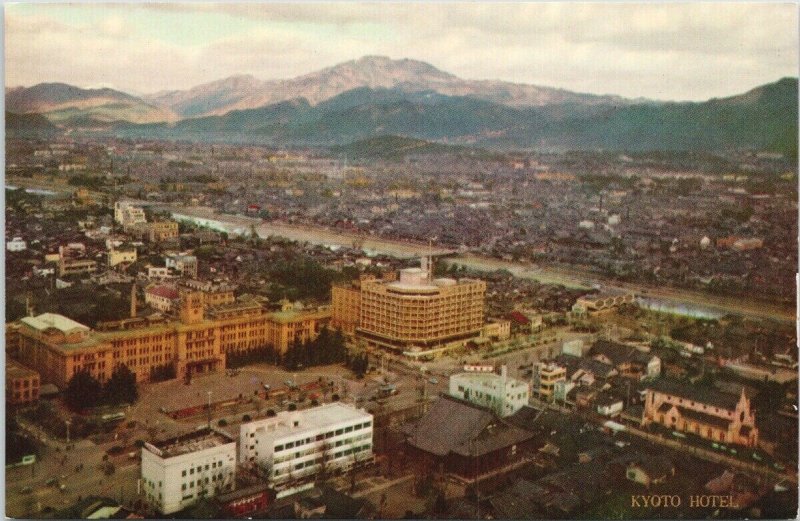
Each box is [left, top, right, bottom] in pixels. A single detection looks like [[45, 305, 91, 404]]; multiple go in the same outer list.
[[5, 2, 798, 100]]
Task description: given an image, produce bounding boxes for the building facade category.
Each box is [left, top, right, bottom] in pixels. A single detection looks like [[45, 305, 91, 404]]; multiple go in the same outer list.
[[14, 300, 331, 389], [107, 248, 137, 268], [141, 427, 237, 515], [531, 362, 567, 401], [239, 403, 373, 488], [331, 280, 364, 335], [7, 360, 40, 405], [145, 285, 181, 313], [114, 202, 147, 227], [449, 366, 530, 417], [641, 379, 758, 447], [355, 267, 485, 353]]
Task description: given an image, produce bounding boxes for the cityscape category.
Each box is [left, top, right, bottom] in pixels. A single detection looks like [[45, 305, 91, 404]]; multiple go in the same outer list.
[[4, 3, 799, 520]]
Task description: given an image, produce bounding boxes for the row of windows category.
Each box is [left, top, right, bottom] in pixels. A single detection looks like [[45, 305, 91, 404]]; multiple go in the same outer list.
[[273, 444, 372, 476], [273, 432, 372, 464], [181, 460, 225, 477], [274, 422, 372, 453], [12, 379, 38, 388], [180, 472, 226, 491]]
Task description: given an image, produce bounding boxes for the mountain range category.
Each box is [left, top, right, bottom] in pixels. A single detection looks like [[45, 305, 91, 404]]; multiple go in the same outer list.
[[6, 56, 797, 155]]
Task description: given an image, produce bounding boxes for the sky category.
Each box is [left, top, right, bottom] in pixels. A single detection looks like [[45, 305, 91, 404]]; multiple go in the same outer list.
[[5, 2, 799, 101]]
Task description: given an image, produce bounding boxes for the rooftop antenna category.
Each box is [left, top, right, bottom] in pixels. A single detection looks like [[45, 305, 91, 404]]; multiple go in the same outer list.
[[427, 238, 434, 282]]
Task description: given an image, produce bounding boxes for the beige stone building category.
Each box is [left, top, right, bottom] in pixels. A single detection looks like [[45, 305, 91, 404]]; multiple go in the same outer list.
[[353, 267, 486, 353], [13, 298, 331, 389]]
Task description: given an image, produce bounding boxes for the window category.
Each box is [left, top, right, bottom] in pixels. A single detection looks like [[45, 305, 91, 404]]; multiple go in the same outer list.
[[182, 484, 187, 491], [190, 468, 195, 475], [275, 444, 284, 452], [205, 464, 210, 471], [190, 481, 194, 488], [182, 470, 187, 477]]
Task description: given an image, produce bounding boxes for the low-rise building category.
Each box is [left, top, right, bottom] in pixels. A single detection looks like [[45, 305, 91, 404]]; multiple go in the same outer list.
[[6, 237, 27, 252], [239, 403, 373, 488], [107, 248, 137, 268], [626, 456, 675, 488], [58, 258, 97, 277], [595, 392, 624, 417], [147, 266, 171, 281], [590, 340, 661, 380], [145, 285, 181, 313], [166, 253, 198, 278], [403, 394, 537, 481], [142, 427, 237, 515], [449, 366, 529, 417], [180, 279, 236, 308], [481, 319, 512, 341]]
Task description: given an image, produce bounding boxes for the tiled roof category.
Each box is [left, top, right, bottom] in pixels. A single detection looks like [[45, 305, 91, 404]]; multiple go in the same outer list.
[[405, 395, 533, 457], [647, 378, 740, 410], [677, 406, 731, 429]]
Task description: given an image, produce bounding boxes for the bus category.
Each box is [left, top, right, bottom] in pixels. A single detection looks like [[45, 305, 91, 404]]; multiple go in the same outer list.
[[100, 412, 126, 424]]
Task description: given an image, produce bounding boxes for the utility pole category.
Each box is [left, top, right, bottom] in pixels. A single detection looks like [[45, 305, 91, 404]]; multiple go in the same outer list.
[[65, 420, 71, 446]]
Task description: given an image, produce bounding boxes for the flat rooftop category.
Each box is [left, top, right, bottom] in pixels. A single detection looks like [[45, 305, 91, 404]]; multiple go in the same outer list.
[[243, 402, 371, 440], [146, 427, 234, 458], [20, 313, 90, 334]]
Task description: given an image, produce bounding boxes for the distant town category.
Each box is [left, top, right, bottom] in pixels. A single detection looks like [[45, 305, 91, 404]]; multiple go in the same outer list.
[[4, 135, 797, 519]]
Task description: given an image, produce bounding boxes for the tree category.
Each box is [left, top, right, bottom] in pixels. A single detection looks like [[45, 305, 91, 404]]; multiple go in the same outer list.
[[104, 365, 138, 405], [66, 370, 103, 410]]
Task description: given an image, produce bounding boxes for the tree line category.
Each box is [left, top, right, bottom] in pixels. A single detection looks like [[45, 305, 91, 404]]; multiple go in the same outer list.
[[65, 365, 138, 411], [227, 326, 369, 377]]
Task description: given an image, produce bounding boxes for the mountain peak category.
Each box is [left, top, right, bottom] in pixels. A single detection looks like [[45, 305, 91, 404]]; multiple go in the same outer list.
[[324, 55, 457, 81]]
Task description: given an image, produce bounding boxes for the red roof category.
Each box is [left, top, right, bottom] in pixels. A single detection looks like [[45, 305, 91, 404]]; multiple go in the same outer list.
[[507, 311, 531, 325], [146, 285, 179, 300]]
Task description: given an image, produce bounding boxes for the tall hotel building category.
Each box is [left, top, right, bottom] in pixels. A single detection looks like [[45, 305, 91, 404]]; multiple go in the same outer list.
[[351, 265, 486, 353]]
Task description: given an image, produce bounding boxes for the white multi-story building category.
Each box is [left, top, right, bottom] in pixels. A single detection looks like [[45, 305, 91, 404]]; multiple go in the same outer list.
[[114, 201, 147, 227], [141, 427, 237, 515], [448, 366, 530, 417], [239, 403, 373, 487], [165, 253, 198, 278]]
